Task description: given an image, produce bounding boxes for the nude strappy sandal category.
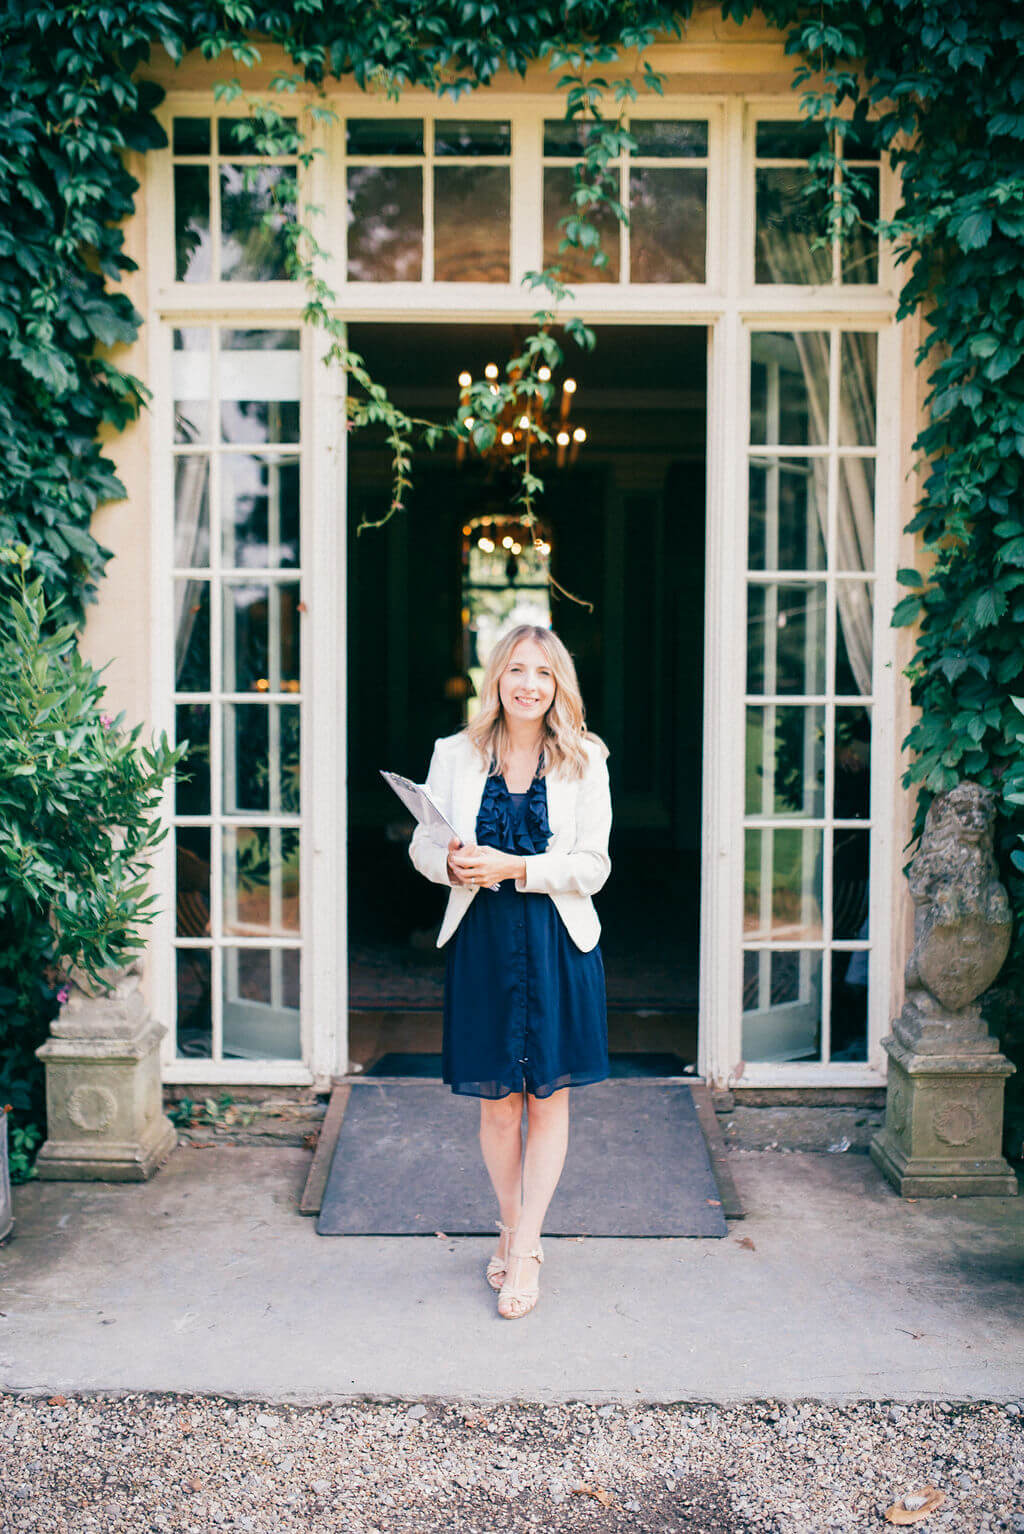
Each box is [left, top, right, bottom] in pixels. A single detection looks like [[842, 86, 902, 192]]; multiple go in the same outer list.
[[497, 1243, 544, 1319], [485, 1220, 516, 1292]]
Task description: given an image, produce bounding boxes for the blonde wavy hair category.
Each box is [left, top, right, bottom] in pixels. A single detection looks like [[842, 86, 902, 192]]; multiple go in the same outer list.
[[463, 624, 609, 781]]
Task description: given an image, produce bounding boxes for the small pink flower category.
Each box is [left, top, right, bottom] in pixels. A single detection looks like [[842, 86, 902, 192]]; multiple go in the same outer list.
[[100, 713, 113, 730], [56, 986, 70, 1005]]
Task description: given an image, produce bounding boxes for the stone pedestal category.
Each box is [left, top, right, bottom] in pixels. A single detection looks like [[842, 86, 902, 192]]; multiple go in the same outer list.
[[870, 1006, 1018, 1197], [35, 966, 177, 1181], [870, 782, 1018, 1199]]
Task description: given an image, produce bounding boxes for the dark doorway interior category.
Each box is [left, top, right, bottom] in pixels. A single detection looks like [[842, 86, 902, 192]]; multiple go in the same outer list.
[[347, 323, 706, 1071]]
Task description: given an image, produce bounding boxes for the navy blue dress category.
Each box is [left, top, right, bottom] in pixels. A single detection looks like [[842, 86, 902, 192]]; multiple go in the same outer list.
[[442, 758, 609, 1100]]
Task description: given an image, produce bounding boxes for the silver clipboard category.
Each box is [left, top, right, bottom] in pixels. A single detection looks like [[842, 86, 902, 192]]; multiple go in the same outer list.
[[380, 770, 501, 892]]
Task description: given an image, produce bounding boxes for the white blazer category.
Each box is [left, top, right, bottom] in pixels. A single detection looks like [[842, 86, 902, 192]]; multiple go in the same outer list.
[[408, 731, 612, 952]]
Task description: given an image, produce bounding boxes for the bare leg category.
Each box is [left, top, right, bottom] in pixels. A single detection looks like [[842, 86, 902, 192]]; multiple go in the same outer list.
[[480, 1092, 524, 1266], [499, 1088, 569, 1316]]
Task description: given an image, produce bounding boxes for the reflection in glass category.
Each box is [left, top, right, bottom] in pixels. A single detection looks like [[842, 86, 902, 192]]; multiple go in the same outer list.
[[173, 117, 211, 156], [219, 330, 301, 443], [742, 948, 823, 1062], [176, 948, 212, 1058], [223, 826, 300, 936], [838, 333, 877, 445], [346, 119, 423, 156], [222, 456, 300, 568], [755, 168, 831, 285], [222, 580, 301, 693], [434, 120, 510, 156], [434, 166, 510, 280], [629, 168, 706, 282], [347, 165, 423, 281], [220, 165, 295, 281], [175, 578, 210, 691], [750, 333, 828, 445], [841, 167, 879, 284], [174, 165, 211, 281], [176, 703, 211, 816], [630, 120, 708, 157], [224, 703, 300, 815], [176, 826, 211, 938], [745, 705, 825, 818], [835, 582, 873, 695], [834, 707, 872, 820], [744, 827, 823, 941], [833, 829, 870, 939], [748, 458, 827, 571], [222, 948, 301, 1061], [755, 121, 826, 159], [543, 168, 619, 282], [747, 582, 827, 696], [543, 119, 604, 157], [174, 457, 210, 568]]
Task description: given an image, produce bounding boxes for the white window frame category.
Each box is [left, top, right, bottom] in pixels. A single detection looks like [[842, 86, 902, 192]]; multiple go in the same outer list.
[[147, 89, 901, 1090]]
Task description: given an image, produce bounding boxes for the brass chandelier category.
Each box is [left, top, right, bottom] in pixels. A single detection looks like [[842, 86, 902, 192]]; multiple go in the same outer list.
[[455, 361, 587, 468]]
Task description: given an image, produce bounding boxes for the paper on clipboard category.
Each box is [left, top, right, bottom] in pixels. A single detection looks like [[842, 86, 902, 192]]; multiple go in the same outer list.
[[380, 770, 501, 892]]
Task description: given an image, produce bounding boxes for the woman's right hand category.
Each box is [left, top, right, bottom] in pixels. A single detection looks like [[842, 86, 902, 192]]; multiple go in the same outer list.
[[446, 837, 473, 885]]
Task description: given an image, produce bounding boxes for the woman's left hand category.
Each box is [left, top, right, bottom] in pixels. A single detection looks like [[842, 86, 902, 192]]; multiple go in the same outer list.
[[447, 845, 525, 887]]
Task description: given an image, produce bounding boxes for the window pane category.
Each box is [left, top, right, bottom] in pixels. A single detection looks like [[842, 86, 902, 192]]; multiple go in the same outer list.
[[176, 703, 210, 816], [224, 702, 301, 815], [543, 119, 605, 158], [176, 827, 211, 938], [175, 579, 210, 691], [755, 121, 825, 159], [434, 166, 510, 281], [628, 167, 706, 282], [835, 582, 873, 695], [174, 457, 210, 568], [748, 458, 827, 572], [222, 455, 300, 569], [173, 117, 210, 156], [838, 333, 877, 446], [750, 332, 828, 445], [219, 331, 301, 444], [346, 119, 423, 156], [833, 829, 870, 940], [745, 705, 825, 818], [744, 827, 823, 941], [747, 582, 827, 696], [543, 168, 619, 282], [831, 952, 868, 1061], [223, 826, 300, 937], [834, 707, 872, 820], [841, 168, 879, 285], [755, 169, 831, 285], [176, 948, 212, 1059], [347, 165, 423, 281], [434, 120, 510, 156], [629, 120, 707, 157], [223, 580, 301, 693], [223, 948, 301, 1061], [218, 118, 296, 157], [174, 165, 211, 282], [742, 949, 823, 1063], [837, 459, 875, 573], [219, 165, 295, 281]]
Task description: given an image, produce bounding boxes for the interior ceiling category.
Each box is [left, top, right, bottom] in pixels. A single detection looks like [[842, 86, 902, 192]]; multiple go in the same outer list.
[[348, 322, 706, 402]]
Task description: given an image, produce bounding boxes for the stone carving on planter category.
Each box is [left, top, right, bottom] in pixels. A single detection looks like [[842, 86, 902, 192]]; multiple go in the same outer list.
[[870, 783, 1018, 1197], [34, 962, 177, 1181]]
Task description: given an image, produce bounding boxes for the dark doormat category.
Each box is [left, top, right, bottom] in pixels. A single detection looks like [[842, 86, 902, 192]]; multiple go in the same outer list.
[[365, 1051, 692, 1078], [315, 1080, 731, 1237]]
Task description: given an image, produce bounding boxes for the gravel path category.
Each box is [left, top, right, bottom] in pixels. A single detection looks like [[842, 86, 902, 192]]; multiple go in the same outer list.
[[1, 1395, 1021, 1532]]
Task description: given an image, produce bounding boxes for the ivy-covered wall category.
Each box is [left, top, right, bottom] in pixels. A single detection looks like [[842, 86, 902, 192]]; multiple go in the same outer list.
[[2, 0, 1023, 1154]]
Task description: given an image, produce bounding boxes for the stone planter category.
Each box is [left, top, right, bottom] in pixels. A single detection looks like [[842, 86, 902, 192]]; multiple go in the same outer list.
[[0, 1112, 12, 1240], [870, 784, 1018, 1198], [34, 964, 176, 1181]]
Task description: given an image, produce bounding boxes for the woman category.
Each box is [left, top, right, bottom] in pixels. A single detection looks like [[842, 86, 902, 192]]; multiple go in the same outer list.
[[409, 624, 612, 1320]]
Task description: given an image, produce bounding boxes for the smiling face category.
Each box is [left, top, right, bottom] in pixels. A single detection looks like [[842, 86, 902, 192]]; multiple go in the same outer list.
[[498, 637, 557, 726]]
